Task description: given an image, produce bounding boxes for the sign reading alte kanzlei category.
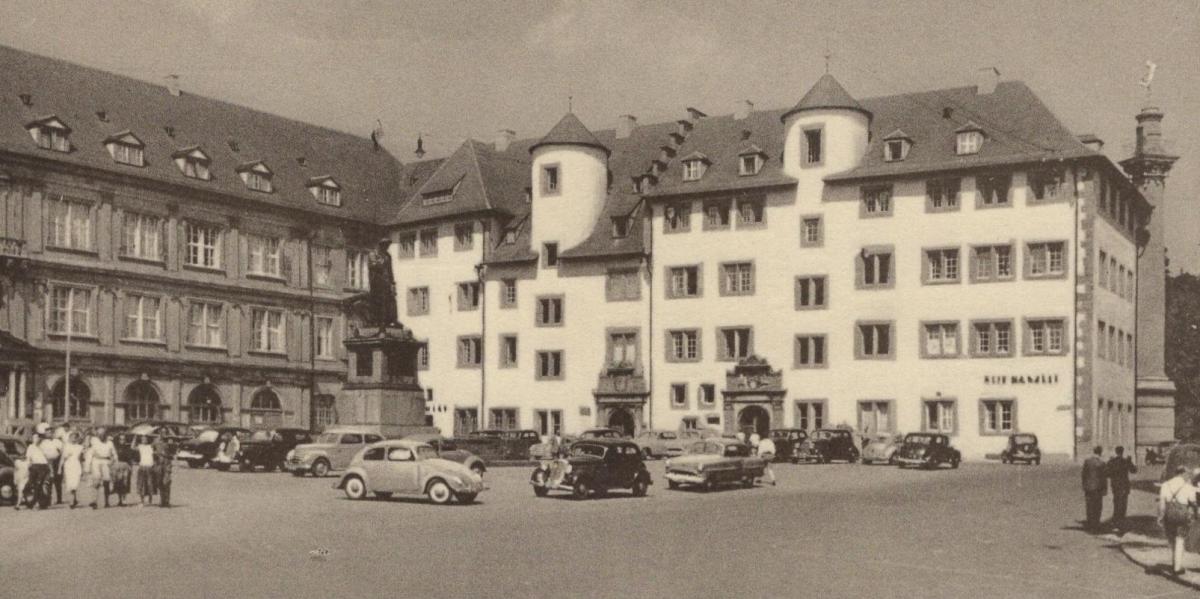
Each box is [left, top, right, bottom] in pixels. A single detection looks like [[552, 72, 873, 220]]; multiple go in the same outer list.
[[983, 374, 1062, 385]]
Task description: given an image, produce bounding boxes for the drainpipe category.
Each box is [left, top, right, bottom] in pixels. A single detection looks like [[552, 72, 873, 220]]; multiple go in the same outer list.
[[476, 228, 487, 431], [1071, 164, 1080, 462], [305, 228, 317, 432], [646, 203, 654, 430]]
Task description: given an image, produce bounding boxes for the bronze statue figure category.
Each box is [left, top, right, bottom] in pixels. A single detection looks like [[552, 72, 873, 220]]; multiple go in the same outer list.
[[348, 239, 398, 328]]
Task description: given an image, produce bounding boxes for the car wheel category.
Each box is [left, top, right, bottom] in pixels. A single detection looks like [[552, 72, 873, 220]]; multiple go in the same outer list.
[[951, 457, 960, 469], [631, 477, 648, 497], [0, 482, 14, 504], [572, 479, 591, 500], [1033, 458, 1041, 466], [888, 454, 898, 466], [702, 477, 716, 493], [532, 471, 549, 497], [427, 480, 453, 505], [311, 459, 330, 478], [742, 476, 754, 489], [343, 476, 367, 500], [457, 492, 478, 504], [667, 480, 679, 490]]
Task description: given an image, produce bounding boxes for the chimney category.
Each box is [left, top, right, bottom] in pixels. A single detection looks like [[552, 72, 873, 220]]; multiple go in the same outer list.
[[734, 100, 753, 120], [686, 107, 707, 122], [1077, 133, 1104, 152], [494, 129, 516, 152], [616, 115, 637, 139], [165, 74, 181, 97], [976, 67, 999, 95]]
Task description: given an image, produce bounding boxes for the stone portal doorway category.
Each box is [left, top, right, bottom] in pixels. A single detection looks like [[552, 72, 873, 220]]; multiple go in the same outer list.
[[737, 405, 770, 438], [608, 407, 636, 437]]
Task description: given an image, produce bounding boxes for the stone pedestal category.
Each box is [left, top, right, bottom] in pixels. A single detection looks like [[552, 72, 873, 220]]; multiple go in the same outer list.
[[340, 324, 436, 438], [1136, 375, 1177, 458]]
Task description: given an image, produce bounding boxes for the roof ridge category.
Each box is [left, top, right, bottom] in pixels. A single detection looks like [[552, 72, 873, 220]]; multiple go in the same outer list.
[[467, 139, 493, 210]]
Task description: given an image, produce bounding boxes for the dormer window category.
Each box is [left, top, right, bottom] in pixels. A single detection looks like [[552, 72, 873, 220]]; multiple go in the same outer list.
[[737, 145, 766, 176], [882, 130, 912, 162], [104, 131, 145, 166], [681, 153, 709, 181], [611, 216, 630, 238], [308, 177, 342, 207], [955, 123, 984, 155], [26, 116, 71, 152], [173, 147, 211, 181], [237, 162, 273, 193]]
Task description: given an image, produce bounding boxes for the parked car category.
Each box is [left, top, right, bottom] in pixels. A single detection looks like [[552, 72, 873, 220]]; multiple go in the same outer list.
[[1162, 441, 1200, 482], [113, 421, 189, 462], [0, 435, 25, 506], [285, 426, 386, 477], [335, 440, 485, 505], [665, 438, 767, 491], [579, 428, 627, 440], [453, 429, 541, 462], [999, 433, 1041, 465], [768, 429, 808, 463], [634, 429, 693, 458], [403, 433, 487, 476], [896, 433, 961, 469], [235, 428, 313, 472], [176, 427, 252, 469], [794, 429, 860, 463], [530, 439, 651, 499], [1, 433, 27, 461], [1146, 441, 1174, 466], [861, 433, 904, 465]]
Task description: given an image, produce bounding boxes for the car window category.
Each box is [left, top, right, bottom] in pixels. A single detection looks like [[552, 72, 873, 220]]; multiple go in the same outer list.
[[388, 447, 413, 461], [314, 433, 339, 444], [363, 447, 385, 461], [415, 446, 438, 460], [570, 444, 606, 458], [365, 435, 384, 443], [341, 434, 364, 445], [660, 432, 677, 440], [196, 430, 219, 443], [250, 431, 273, 442], [724, 444, 749, 457]]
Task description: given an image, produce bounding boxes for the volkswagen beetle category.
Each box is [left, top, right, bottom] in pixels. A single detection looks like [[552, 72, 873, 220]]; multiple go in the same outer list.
[[861, 433, 904, 465], [999, 433, 1041, 465], [335, 439, 484, 505]]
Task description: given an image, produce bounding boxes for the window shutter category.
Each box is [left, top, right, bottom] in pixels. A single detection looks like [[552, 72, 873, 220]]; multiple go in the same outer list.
[[281, 247, 293, 279]]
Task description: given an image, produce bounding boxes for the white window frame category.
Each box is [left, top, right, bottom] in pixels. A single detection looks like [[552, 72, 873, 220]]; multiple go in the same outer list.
[[247, 234, 282, 277], [316, 316, 335, 359], [121, 212, 162, 261], [250, 308, 286, 353], [123, 294, 162, 342], [46, 284, 94, 336], [347, 250, 369, 290], [187, 301, 225, 348], [47, 195, 93, 251], [185, 223, 222, 269]]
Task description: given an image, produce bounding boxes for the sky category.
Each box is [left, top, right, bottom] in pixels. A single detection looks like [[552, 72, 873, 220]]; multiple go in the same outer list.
[[2, 0, 1197, 272]]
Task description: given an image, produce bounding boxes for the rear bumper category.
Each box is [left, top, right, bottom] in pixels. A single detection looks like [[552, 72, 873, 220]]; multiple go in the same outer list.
[[897, 457, 929, 466]]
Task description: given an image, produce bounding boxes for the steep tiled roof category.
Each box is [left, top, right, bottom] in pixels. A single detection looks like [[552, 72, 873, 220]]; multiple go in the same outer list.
[[780, 73, 871, 122], [0, 44, 403, 222], [390, 139, 530, 226], [529, 112, 610, 156]]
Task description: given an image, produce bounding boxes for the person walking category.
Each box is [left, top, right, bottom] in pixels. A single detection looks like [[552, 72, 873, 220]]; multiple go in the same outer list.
[[153, 435, 173, 508], [87, 428, 117, 509], [25, 432, 50, 510], [1106, 446, 1137, 532], [135, 436, 156, 507], [58, 431, 84, 509], [1158, 465, 1197, 577], [756, 434, 777, 486], [12, 447, 29, 510], [37, 423, 63, 505], [1081, 446, 1107, 532]]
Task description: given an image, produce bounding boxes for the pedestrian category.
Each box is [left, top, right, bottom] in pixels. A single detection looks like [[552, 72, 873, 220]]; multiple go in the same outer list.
[[135, 436, 156, 507], [749, 431, 762, 452], [1081, 446, 1107, 532], [757, 434, 777, 486], [1158, 465, 1197, 577], [110, 452, 132, 507], [87, 428, 117, 509], [25, 431, 51, 509], [58, 431, 84, 509], [37, 423, 63, 505], [1106, 446, 1137, 532], [153, 434, 173, 508], [12, 448, 29, 511]]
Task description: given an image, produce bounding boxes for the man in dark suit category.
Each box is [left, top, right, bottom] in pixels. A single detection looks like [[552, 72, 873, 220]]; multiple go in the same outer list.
[[1106, 446, 1137, 532], [1081, 446, 1108, 532]]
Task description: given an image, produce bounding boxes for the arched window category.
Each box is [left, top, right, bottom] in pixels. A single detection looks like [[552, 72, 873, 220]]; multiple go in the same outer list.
[[49, 377, 90, 421], [313, 394, 337, 431], [188, 384, 222, 424], [248, 388, 282, 426], [123, 381, 160, 421]]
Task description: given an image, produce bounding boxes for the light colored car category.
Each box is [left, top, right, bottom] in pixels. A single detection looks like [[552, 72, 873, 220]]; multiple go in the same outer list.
[[665, 438, 766, 491], [285, 426, 386, 477], [861, 433, 904, 465], [402, 433, 488, 477], [335, 440, 485, 505], [634, 429, 701, 458]]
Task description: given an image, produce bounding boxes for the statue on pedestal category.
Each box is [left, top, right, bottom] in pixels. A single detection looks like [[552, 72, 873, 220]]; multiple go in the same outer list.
[[348, 239, 398, 329]]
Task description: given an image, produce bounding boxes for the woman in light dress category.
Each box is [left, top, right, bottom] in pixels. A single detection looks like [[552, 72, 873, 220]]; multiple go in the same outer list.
[[58, 431, 84, 509]]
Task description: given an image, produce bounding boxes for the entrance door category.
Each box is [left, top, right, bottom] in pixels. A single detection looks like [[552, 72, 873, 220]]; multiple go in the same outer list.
[[738, 405, 770, 438], [608, 408, 636, 437]]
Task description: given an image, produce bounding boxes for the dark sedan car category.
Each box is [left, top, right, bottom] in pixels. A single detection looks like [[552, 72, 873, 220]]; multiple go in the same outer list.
[[236, 428, 313, 472], [897, 433, 961, 469], [768, 428, 808, 463], [1000, 433, 1041, 465], [794, 429, 860, 463], [176, 427, 252, 468], [530, 440, 651, 499]]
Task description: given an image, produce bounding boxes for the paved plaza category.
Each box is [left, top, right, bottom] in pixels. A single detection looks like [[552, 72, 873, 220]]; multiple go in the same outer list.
[[2, 460, 1193, 598]]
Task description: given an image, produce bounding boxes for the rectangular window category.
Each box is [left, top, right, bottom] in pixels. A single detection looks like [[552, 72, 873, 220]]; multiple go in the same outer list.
[[536, 351, 563, 380], [981, 399, 1016, 434], [187, 301, 224, 347], [1098, 250, 1109, 289], [419, 228, 438, 257], [794, 335, 827, 368], [1109, 257, 1118, 292], [699, 384, 716, 407], [111, 143, 144, 166], [453, 223, 474, 251], [956, 131, 983, 155], [611, 216, 630, 238], [184, 222, 223, 269], [717, 327, 752, 362], [397, 234, 416, 259], [417, 342, 429, 370], [47, 195, 93, 251], [543, 242, 559, 268], [924, 400, 956, 434], [664, 201, 690, 233], [667, 265, 701, 298], [720, 262, 754, 296], [857, 248, 894, 288], [457, 336, 482, 368], [453, 408, 478, 437], [500, 335, 518, 368], [972, 320, 1013, 357], [800, 216, 823, 247], [794, 276, 827, 310], [407, 287, 429, 316], [500, 279, 517, 309], [488, 408, 519, 431], [244, 171, 272, 193], [977, 174, 1012, 207], [1025, 319, 1066, 355], [1029, 168, 1065, 201], [803, 128, 823, 165], [1117, 265, 1127, 299], [924, 248, 961, 283], [536, 296, 563, 326], [123, 294, 161, 341], [1108, 324, 1117, 363], [670, 383, 688, 408], [1097, 320, 1107, 361], [1026, 241, 1067, 278], [535, 409, 563, 436], [313, 186, 340, 206], [181, 156, 211, 180], [668, 329, 700, 362], [312, 247, 333, 287], [315, 317, 335, 359], [247, 234, 281, 277], [606, 269, 640, 302], [739, 154, 760, 176], [121, 212, 162, 260], [347, 250, 369, 290], [736, 198, 765, 226], [860, 186, 893, 217], [542, 165, 561, 194], [249, 308, 285, 353], [922, 322, 960, 358], [457, 282, 481, 311], [704, 199, 731, 230], [971, 244, 1013, 282], [858, 400, 894, 434], [856, 322, 894, 359], [682, 160, 705, 181], [34, 126, 70, 152], [608, 331, 638, 366], [795, 400, 826, 431], [47, 285, 93, 335], [926, 178, 961, 212]]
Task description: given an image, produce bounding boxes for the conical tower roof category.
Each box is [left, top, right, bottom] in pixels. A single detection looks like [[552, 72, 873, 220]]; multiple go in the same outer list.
[[529, 112, 610, 156], [780, 73, 872, 122]]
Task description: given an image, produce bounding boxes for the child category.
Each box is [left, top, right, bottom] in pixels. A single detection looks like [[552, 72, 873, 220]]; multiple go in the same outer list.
[[135, 436, 156, 507], [109, 453, 132, 507], [12, 452, 28, 510]]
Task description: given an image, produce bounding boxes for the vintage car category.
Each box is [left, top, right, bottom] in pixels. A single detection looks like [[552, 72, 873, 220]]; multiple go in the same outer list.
[[1, 433, 26, 461], [1146, 441, 1175, 466], [0, 450, 15, 506], [235, 428, 313, 472], [530, 439, 651, 499], [794, 428, 860, 463], [113, 421, 189, 463], [176, 426, 252, 468], [285, 426, 387, 477], [403, 433, 488, 476], [452, 429, 541, 462], [999, 433, 1042, 465], [896, 433, 961, 469], [335, 440, 485, 505], [1162, 441, 1200, 482], [861, 433, 904, 465], [634, 429, 695, 458], [665, 439, 767, 491], [768, 429, 808, 463]]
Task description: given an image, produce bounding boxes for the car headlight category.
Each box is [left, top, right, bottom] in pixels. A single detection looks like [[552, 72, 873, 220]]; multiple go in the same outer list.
[[286, 450, 295, 460]]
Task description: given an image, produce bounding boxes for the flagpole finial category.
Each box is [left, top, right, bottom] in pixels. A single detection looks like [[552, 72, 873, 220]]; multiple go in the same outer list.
[[824, 37, 832, 74]]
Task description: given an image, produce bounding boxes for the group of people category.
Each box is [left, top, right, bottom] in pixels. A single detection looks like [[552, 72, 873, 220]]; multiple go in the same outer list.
[[737, 430, 777, 486], [13, 422, 173, 511], [1080, 445, 1139, 533]]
